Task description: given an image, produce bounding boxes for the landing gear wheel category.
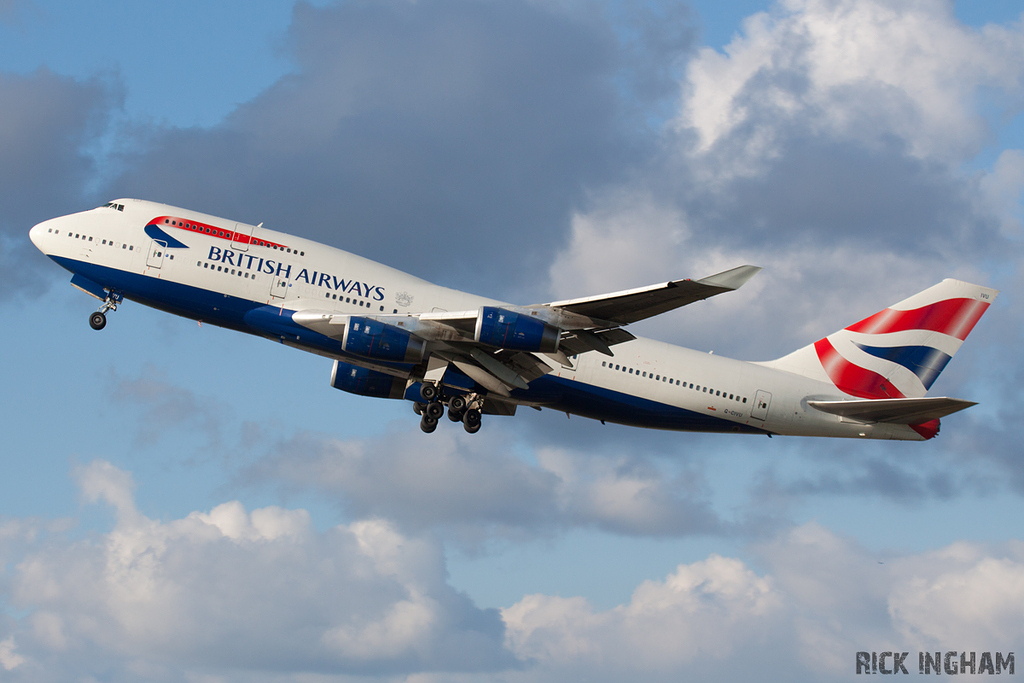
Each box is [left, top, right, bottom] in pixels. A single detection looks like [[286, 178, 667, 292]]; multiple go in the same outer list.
[[420, 383, 438, 402], [447, 408, 464, 422], [463, 408, 481, 434], [425, 401, 444, 420], [413, 402, 426, 416], [420, 415, 438, 433], [449, 395, 467, 413], [89, 311, 107, 330]]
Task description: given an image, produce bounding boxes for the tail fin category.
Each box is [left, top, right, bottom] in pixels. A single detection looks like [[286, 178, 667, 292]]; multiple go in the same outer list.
[[766, 279, 998, 398]]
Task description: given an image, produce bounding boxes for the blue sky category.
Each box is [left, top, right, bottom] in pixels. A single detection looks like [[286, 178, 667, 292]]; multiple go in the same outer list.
[[2, 0, 1024, 681]]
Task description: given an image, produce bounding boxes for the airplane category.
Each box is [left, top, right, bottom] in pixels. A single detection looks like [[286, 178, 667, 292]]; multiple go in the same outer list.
[[29, 199, 998, 440]]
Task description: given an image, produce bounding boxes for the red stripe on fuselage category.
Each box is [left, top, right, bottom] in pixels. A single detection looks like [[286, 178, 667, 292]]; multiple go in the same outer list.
[[151, 215, 291, 252], [814, 338, 906, 399], [845, 298, 989, 340]]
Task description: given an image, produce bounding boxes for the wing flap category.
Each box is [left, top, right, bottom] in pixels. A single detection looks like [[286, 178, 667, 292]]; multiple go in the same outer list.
[[807, 397, 977, 424], [558, 328, 638, 356]]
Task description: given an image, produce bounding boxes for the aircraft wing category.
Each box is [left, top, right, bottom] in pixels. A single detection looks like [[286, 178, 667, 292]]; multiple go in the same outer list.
[[806, 397, 977, 424], [293, 264, 760, 395], [537, 265, 762, 326]]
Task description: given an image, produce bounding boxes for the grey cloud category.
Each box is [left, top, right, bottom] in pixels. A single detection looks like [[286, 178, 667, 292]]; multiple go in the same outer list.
[[106, 366, 225, 451], [242, 425, 734, 541], [689, 136, 994, 257], [0, 69, 118, 299], [106, 0, 687, 299]]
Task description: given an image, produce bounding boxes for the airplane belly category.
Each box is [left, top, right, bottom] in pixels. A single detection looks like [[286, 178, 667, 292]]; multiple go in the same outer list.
[[518, 375, 770, 434]]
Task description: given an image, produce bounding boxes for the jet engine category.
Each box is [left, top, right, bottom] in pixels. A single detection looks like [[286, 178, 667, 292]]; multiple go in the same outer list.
[[341, 316, 426, 363], [330, 360, 407, 399], [474, 307, 559, 353]]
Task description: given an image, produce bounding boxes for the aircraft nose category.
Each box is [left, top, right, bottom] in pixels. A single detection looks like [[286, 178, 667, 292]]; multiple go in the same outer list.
[[29, 216, 63, 252], [29, 219, 48, 250]]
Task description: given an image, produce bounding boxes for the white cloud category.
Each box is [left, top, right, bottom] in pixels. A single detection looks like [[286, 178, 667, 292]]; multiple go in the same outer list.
[[7, 461, 511, 680], [889, 541, 1024, 647], [500, 524, 1024, 681], [504, 554, 780, 670], [680, 0, 1024, 172], [0, 637, 26, 671]]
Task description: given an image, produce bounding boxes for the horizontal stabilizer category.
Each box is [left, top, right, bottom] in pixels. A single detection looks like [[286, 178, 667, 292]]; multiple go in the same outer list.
[[807, 397, 977, 424]]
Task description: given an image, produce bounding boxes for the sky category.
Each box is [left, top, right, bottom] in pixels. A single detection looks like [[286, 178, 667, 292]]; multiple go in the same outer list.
[[1, 0, 1023, 680]]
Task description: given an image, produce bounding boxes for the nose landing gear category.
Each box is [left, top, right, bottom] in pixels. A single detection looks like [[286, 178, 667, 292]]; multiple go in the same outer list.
[[88, 291, 123, 331]]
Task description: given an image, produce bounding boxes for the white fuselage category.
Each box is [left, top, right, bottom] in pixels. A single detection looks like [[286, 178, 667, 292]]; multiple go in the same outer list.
[[29, 199, 927, 440]]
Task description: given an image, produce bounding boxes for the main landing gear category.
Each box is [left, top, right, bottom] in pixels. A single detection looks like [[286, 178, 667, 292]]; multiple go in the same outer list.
[[88, 291, 123, 331], [415, 382, 484, 434]]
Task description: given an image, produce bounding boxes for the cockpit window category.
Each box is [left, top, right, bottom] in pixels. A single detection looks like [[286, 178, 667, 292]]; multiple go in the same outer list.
[[102, 202, 125, 212]]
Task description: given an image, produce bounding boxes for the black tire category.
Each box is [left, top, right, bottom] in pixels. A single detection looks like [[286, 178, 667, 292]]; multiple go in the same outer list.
[[420, 415, 438, 433], [447, 408, 464, 422], [413, 402, 426, 415], [89, 311, 106, 330], [449, 395, 467, 413], [420, 383, 438, 402], [463, 419, 481, 434], [425, 401, 444, 420], [463, 408, 481, 428]]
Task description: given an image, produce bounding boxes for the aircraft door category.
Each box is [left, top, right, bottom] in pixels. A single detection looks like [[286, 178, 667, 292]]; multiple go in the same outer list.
[[146, 239, 166, 269], [751, 390, 772, 421], [270, 274, 288, 299], [231, 223, 253, 252]]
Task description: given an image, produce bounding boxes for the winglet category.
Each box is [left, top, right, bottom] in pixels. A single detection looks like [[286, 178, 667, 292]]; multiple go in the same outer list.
[[696, 265, 762, 291]]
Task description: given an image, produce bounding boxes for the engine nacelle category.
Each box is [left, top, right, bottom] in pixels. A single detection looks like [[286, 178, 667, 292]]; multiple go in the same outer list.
[[341, 316, 426, 363], [330, 360, 407, 399], [474, 307, 559, 353]]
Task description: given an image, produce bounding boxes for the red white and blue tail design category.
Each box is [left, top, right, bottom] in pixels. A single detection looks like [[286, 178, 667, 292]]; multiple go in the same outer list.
[[770, 279, 998, 399]]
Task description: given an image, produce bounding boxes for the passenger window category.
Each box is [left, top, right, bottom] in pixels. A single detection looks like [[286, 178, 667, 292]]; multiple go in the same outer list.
[[743, 398, 747, 403]]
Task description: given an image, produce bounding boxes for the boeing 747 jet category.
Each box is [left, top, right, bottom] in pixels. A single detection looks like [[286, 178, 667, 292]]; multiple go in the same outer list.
[[30, 199, 997, 439]]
